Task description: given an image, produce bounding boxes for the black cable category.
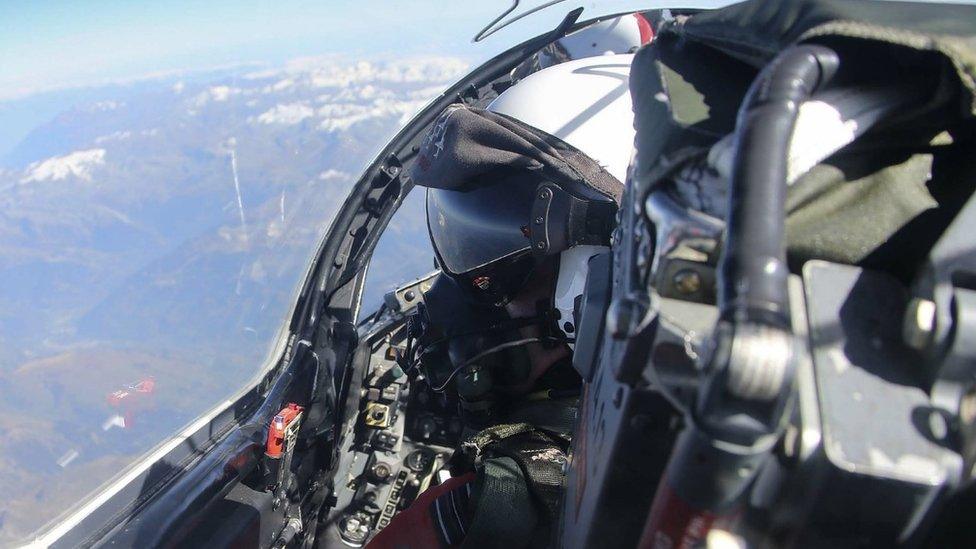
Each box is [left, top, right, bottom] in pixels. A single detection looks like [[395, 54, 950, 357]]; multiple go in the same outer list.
[[445, 313, 552, 342], [415, 312, 555, 358], [429, 337, 556, 392]]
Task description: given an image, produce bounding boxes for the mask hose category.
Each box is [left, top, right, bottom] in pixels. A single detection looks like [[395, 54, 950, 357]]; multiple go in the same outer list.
[[639, 44, 840, 549], [720, 45, 839, 327]]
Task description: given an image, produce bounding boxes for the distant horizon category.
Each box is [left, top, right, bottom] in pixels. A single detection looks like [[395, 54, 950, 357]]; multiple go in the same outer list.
[[0, 0, 734, 161], [0, 0, 507, 163], [0, 1, 499, 102], [0, 52, 479, 165], [0, 1, 694, 102]]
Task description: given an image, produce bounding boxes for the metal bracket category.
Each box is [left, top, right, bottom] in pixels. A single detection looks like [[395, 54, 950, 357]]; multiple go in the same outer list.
[[382, 270, 438, 318], [530, 182, 615, 257], [911, 180, 976, 414], [530, 183, 568, 255], [644, 189, 724, 303]]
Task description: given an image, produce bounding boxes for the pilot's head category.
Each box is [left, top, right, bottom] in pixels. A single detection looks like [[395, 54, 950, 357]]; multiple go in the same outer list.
[[410, 54, 634, 397], [425, 53, 634, 331]]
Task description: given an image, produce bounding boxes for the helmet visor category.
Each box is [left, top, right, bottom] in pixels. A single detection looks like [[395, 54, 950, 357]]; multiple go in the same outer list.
[[426, 178, 538, 276]]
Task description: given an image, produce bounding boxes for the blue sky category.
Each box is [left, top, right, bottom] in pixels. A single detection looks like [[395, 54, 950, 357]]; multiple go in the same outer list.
[[0, 1, 482, 100], [0, 1, 695, 100], [0, 0, 968, 102], [0, 0, 738, 160]]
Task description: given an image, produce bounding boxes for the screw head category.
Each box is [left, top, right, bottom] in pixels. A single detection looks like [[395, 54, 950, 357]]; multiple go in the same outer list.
[[673, 269, 702, 295], [371, 462, 392, 482], [903, 298, 936, 350], [929, 410, 949, 441], [534, 216, 544, 225], [961, 390, 976, 425]]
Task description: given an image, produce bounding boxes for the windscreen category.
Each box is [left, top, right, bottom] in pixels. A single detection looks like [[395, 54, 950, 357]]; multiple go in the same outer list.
[[426, 176, 538, 275], [0, 4, 507, 545], [0, 0, 704, 544]]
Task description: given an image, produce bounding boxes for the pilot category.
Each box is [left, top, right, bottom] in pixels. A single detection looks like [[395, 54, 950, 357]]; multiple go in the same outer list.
[[369, 51, 635, 548]]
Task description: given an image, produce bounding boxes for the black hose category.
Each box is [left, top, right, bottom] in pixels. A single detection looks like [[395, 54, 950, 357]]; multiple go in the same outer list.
[[641, 48, 844, 545], [720, 45, 840, 327]]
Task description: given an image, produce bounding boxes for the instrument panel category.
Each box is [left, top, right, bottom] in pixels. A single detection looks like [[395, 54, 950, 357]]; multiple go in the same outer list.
[[319, 320, 462, 547]]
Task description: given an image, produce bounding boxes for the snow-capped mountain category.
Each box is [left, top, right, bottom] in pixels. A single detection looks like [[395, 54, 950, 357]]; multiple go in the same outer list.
[[0, 55, 464, 544]]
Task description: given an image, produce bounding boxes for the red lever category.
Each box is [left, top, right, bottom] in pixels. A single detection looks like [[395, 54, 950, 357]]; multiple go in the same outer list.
[[265, 403, 304, 458]]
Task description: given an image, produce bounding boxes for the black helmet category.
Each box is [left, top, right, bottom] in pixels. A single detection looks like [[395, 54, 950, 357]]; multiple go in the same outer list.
[[411, 104, 623, 308], [408, 57, 632, 311]]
